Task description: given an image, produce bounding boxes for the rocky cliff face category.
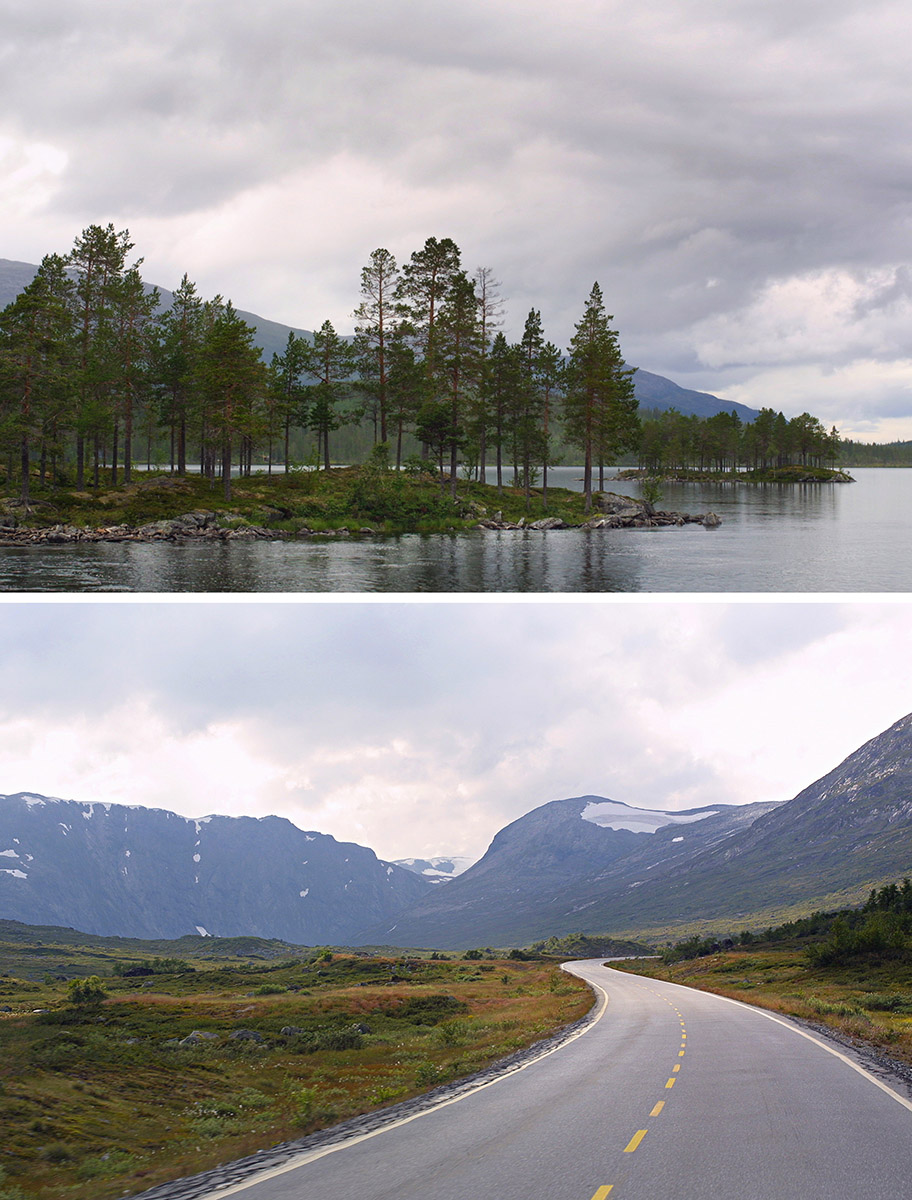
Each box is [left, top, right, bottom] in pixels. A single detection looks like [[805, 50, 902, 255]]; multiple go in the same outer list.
[[0, 794, 431, 943]]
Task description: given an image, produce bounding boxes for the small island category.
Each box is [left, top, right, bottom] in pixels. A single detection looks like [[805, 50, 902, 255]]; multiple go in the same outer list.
[[0, 466, 723, 545], [616, 465, 854, 484]]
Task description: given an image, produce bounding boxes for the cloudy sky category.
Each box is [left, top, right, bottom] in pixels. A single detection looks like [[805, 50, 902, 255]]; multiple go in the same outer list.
[[3, 1, 912, 438], [1, 598, 909, 863]]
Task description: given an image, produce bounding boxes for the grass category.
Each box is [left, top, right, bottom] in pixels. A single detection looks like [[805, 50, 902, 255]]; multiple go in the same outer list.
[[0, 466, 604, 536], [0, 941, 591, 1199], [614, 945, 912, 1064]]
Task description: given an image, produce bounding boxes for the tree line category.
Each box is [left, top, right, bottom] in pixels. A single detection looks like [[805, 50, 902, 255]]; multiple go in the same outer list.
[[637, 407, 842, 474], [0, 227, 639, 509]]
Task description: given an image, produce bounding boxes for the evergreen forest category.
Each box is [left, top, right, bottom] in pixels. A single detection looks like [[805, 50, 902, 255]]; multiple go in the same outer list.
[[0, 224, 854, 518], [0, 227, 637, 511]]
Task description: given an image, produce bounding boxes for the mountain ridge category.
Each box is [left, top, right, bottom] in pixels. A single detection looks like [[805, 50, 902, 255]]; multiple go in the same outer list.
[[364, 713, 912, 947], [0, 793, 430, 944]]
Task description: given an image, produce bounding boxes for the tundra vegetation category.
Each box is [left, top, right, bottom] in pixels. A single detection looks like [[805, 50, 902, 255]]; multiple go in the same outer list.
[[615, 879, 912, 1068], [0, 927, 590, 1200]]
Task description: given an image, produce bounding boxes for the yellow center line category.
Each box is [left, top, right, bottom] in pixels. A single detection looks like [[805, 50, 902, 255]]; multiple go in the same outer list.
[[665, 1076, 676, 1088], [590, 1187, 614, 1199], [672, 1063, 681, 1072], [679, 1050, 685, 1057], [650, 1100, 665, 1116], [624, 1129, 648, 1153]]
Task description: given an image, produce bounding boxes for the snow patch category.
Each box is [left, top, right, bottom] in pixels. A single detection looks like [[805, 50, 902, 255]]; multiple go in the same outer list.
[[195, 926, 210, 937], [581, 801, 718, 834], [1, 868, 27, 879], [23, 796, 48, 807], [305, 835, 316, 842], [386, 866, 394, 876], [125, 849, 131, 857], [0, 849, 19, 858], [299, 888, 310, 899], [193, 853, 201, 863], [58, 823, 70, 835], [672, 837, 684, 843]]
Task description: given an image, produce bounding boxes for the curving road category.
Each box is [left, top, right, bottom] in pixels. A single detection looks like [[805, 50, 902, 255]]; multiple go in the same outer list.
[[203, 961, 912, 1200]]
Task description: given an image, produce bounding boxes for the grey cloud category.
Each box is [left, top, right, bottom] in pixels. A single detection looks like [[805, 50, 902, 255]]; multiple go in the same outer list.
[[5, 0, 912, 420]]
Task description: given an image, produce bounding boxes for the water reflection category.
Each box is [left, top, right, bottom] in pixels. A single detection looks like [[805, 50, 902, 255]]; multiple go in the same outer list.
[[0, 468, 908, 593]]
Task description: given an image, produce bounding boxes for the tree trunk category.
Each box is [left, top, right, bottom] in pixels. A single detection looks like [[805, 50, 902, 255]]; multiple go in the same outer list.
[[19, 436, 30, 505]]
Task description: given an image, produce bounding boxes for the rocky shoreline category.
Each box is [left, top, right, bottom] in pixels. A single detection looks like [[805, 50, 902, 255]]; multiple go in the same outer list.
[[0, 493, 720, 546], [476, 493, 721, 531]]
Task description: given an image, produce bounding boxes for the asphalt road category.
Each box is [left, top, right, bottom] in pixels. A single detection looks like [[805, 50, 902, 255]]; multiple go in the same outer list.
[[202, 960, 912, 1200]]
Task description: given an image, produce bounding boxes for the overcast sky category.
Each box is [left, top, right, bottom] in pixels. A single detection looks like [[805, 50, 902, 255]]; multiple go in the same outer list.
[[3, 1, 912, 438], [1, 599, 909, 863]]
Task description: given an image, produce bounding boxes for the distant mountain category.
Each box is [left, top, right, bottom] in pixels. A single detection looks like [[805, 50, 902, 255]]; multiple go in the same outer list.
[[0, 794, 431, 943], [633, 369, 759, 422], [359, 796, 780, 948], [0, 258, 314, 362], [360, 713, 912, 948], [0, 258, 751, 421], [393, 856, 476, 885]]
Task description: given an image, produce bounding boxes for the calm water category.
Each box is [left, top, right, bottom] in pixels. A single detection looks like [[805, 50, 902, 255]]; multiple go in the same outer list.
[[1, 467, 910, 593]]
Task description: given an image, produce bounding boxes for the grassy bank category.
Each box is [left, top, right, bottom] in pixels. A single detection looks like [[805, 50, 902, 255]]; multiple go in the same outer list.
[[0, 466, 604, 536], [0, 939, 590, 1199], [613, 944, 912, 1068]]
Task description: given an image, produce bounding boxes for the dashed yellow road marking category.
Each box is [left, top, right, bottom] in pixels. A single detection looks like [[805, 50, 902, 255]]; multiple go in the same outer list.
[[624, 1129, 648, 1153], [665, 1076, 676, 1088], [679, 1050, 686, 1057], [650, 1100, 665, 1116], [590, 1187, 613, 1199], [672, 1064, 680, 1073]]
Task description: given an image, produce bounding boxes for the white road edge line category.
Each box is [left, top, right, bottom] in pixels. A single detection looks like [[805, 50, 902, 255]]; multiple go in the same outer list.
[[199, 966, 611, 1198], [628, 969, 912, 1117]]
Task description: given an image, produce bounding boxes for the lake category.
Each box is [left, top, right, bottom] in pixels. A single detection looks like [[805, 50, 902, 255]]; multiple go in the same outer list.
[[1, 467, 909, 593]]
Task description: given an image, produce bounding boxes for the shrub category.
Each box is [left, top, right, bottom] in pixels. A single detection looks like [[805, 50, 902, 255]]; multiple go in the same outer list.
[[66, 975, 107, 1005], [435, 1019, 472, 1046], [76, 1150, 144, 1181], [384, 994, 469, 1025]]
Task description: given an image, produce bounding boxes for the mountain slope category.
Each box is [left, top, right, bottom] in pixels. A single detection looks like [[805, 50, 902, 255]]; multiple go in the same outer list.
[[358, 796, 780, 948], [634, 368, 759, 422], [0, 793, 430, 943], [364, 713, 912, 948]]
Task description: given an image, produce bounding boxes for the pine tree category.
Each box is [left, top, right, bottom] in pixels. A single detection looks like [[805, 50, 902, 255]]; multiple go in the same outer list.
[[68, 224, 135, 488], [471, 266, 503, 484], [396, 237, 462, 386], [487, 333, 523, 495], [0, 254, 75, 503], [154, 275, 203, 475], [267, 330, 310, 473], [564, 283, 637, 511], [195, 302, 265, 499], [353, 248, 401, 445], [112, 264, 159, 484], [302, 320, 358, 471], [435, 271, 481, 497]]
